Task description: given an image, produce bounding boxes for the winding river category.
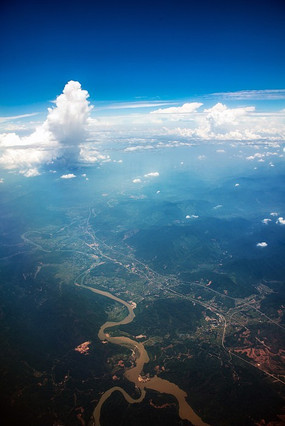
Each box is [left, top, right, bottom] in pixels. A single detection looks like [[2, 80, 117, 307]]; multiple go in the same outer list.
[[81, 284, 209, 426]]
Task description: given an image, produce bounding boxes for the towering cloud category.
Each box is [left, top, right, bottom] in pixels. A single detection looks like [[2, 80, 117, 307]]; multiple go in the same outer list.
[[0, 81, 92, 170], [45, 80, 92, 161], [204, 103, 255, 130]]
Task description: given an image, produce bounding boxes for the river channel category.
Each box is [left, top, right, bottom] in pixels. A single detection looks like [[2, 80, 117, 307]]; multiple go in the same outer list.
[[81, 284, 209, 426]]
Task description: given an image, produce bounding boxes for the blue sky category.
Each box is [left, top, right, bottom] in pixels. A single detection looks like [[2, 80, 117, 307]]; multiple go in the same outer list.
[[0, 0, 285, 176], [1, 0, 285, 112]]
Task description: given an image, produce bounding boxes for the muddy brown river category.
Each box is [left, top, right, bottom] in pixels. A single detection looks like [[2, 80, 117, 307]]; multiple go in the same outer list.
[[82, 285, 209, 426]]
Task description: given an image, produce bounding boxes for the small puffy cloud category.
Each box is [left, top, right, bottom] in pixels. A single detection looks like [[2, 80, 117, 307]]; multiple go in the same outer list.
[[246, 153, 264, 161], [235, 183, 240, 187], [262, 218, 272, 224], [19, 168, 41, 177], [216, 149, 225, 153], [270, 212, 278, 216], [198, 155, 206, 160], [132, 178, 141, 183], [256, 242, 268, 247], [276, 217, 285, 225], [186, 214, 199, 219], [0, 178, 4, 183], [60, 173, 76, 179], [213, 204, 223, 210], [247, 151, 279, 164], [144, 172, 159, 177]]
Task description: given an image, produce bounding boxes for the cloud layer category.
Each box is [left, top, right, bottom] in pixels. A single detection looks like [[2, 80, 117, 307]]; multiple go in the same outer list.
[[100, 100, 285, 145], [1, 82, 285, 175]]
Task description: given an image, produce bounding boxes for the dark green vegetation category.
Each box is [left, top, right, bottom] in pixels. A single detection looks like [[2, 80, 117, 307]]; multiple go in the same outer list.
[[100, 390, 191, 426], [0, 146, 284, 425], [0, 251, 130, 425]]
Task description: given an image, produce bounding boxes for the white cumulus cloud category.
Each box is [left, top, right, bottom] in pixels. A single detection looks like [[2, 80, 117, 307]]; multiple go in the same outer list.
[[144, 172, 159, 177], [45, 81, 92, 160], [60, 173, 76, 179], [276, 217, 285, 225], [0, 81, 92, 171], [262, 218, 271, 224], [246, 153, 264, 160], [204, 103, 255, 127], [256, 242, 268, 247], [162, 103, 285, 141], [133, 178, 141, 183]]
